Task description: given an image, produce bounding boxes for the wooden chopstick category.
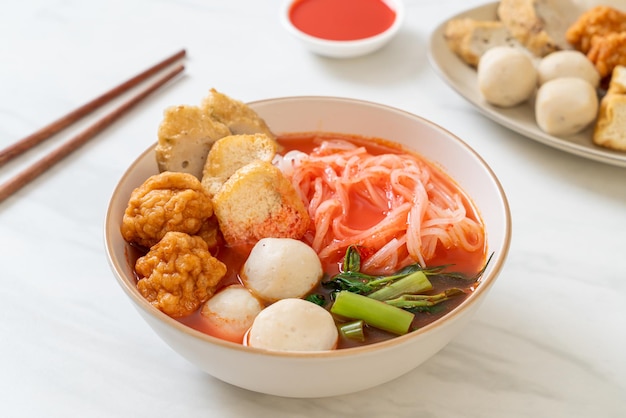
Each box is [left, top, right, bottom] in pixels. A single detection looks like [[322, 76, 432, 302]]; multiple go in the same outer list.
[[0, 49, 186, 167], [0, 63, 185, 204]]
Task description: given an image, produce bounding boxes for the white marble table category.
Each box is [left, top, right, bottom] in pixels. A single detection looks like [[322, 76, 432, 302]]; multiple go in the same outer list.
[[1, 1, 624, 416]]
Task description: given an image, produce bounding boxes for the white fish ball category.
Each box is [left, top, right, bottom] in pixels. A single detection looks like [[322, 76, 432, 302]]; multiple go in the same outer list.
[[201, 285, 264, 343], [247, 298, 338, 351], [537, 50, 600, 87], [241, 237, 323, 303], [535, 77, 599, 136], [477, 46, 538, 107]]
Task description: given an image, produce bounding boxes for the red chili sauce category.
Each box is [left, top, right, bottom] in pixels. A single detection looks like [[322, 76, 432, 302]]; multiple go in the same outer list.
[[289, 0, 396, 41]]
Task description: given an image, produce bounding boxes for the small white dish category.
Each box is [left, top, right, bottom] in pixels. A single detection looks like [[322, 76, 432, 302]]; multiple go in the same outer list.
[[281, 0, 405, 58]]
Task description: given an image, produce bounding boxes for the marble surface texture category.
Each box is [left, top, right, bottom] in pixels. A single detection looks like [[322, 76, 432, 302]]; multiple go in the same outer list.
[[1, 0, 624, 416]]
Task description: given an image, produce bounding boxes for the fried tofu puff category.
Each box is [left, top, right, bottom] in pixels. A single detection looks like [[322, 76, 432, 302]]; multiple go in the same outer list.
[[121, 171, 214, 249], [201, 88, 276, 140], [136, 231, 227, 317], [201, 133, 277, 198], [594, 66, 626, 151], [155, 89, 278, 179], [212, 160, 310, 247]]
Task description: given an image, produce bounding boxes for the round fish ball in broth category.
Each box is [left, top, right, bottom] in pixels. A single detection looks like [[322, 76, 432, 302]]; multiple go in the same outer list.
[[200, 285, 264, 343], [537, 50, 600, 87], [535, 77, 599, 136], [247, 298, 338, 351], [241, 237, 323, 303], [477, 46, 537, 107]]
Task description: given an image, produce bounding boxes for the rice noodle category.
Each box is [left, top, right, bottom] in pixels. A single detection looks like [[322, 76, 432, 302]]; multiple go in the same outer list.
[[286, 139, 485, 273]]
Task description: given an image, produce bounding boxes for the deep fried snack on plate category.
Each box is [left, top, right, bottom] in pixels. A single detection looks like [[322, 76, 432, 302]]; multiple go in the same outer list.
[[497, 0, 579, 57], [594, 66, 626, 151], [587, 31, 626, 79], [136, 231, 227, 317], [444, 18, 524, 67], [566, 6, 626, 54], [121, 171, 213, 248]]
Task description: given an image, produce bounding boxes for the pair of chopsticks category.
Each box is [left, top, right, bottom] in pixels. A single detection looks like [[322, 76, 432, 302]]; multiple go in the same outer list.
[[0, 49, 186, 204]]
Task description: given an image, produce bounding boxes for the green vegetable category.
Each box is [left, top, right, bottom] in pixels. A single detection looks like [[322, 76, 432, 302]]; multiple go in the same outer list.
[[322, 272, 377, 295], [338, 320, 365, 342], [367, 271, 432, 301], [323, 246, 490, 299], [331, 291, 414, 336], [343, 244, 361, 272], [385, 288, 466, 309], [322, 246, 493, 336], [415, 252, 494, 282], [305, 293, 326, 306]]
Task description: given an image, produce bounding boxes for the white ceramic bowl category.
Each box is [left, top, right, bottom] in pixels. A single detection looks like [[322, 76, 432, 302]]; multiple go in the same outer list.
[[105, 96, 511, 398], [280, 0, 405, 58]]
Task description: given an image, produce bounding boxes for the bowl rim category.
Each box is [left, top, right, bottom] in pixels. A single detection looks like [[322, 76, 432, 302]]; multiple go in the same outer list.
[[105, 95, 512, 360], [280, 0, 406, 47]]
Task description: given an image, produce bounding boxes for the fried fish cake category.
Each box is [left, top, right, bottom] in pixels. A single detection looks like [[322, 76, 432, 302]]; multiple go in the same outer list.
[[121, 171, 213, 249], [566, 6, 626, 54], [136, 231, 227, 317], [444, 18, 524, 67], [587, 31, 626, 78], [202, 88, 276, 140], [497, 0, 579, 57], [155, 105, 231, 179]]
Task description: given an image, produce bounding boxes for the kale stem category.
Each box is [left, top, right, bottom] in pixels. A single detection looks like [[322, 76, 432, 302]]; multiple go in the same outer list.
[[385, 288, 466, 309], [330, 291, 415, 335], [338, 320, 365, 342], [367, 271, 433, 301], [368, 272, 412, 286]]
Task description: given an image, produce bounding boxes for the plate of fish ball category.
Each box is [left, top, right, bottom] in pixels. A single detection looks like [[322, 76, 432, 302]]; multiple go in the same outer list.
[[429, 1, 626, 167]]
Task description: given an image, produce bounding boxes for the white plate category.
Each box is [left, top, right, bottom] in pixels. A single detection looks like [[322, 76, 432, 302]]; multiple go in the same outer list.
[[427, 2, 626, 168]]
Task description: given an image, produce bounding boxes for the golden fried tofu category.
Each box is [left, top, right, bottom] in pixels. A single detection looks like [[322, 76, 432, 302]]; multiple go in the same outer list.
[[587, 31, 626, 79], [201, 89, 276, 140], [155, 105, 231, 178], [606, 64, 626, 94], [444, 18, 524, 67], [201, 133, 277, 197], [594, 66, 626, 151], [121, 171, 213, 249], [566, 6, 626, 54], [135, 231, 227, 317], [212, 160, 310, 247]]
